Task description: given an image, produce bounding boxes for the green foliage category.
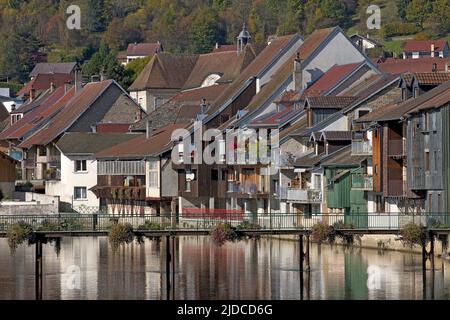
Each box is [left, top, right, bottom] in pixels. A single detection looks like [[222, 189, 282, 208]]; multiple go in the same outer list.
[[211, 222, 237, 246], [6, 222, 34, 254], [311, 221, 334, 244], [190, 8, 225, 54], [236, 220, 262, 230], [380, 22, 421, 38], [108, 223, 134, 252], [400, 223, 427, 246], [137, 221, 162, 231], [405, 0, 432, 28]]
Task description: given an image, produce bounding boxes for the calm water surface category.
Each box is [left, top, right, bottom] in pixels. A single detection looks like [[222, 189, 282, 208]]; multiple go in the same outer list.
[[0, 236, 449, 300]]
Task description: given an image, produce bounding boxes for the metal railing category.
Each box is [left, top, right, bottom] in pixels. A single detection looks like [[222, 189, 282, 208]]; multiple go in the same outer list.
[[285, 189, 322, 203], [1, 213, 447, 232], [351, 140, 372, 155]]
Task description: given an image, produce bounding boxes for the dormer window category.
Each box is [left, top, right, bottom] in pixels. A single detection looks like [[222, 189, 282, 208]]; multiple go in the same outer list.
[[201, 74, 222, 88]]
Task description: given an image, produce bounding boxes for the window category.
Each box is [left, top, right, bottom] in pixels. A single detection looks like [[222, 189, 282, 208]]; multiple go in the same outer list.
[[148, 161, 159, 188], [425, 151, 430, 172], [74, 187, 87, 200], [314, 174, 321, 190], [357, 109, 370, 119], [75, 160, 87, 172], [211, 169, 218, 181]]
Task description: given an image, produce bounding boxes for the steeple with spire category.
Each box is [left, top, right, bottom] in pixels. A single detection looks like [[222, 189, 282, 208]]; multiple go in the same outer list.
[[237, 23, 251, 54]]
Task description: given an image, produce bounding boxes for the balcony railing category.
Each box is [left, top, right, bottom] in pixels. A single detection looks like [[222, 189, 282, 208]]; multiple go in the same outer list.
[[286, 188, 322, 203], [388, 139, 406, 157], [45, 170, 61, 181], [351, 174, 373, 190], [23, 158, 36, 168], [351, 140, 372, 155], [227, 181, 266, 195]]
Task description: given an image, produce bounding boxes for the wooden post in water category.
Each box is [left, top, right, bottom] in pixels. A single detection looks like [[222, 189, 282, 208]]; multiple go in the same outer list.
[[429, 231, 435, 271], [171, 236, 176, 301], [166, 235, 171, 300], [299, 235, 304, 300], [305, 235, 311, 271], [35, 237, 43, 300]]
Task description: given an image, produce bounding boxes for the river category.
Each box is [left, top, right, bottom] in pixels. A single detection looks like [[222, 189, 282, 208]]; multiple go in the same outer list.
[[0, 236, 449, 300]]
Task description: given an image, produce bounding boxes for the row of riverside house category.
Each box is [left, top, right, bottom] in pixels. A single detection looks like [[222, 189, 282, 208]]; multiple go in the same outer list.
[[0, 25, 450, 224]]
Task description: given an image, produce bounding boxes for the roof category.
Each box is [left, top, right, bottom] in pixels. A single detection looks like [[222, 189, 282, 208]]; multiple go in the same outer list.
[[129, 53, 199, 91], [298, 27, 335, 61], [306, 96, 358, 109], [249, 106, 302, 127], [375, 57, 450, 74], [407, 79, 450, 114], [13, 89, 53, 114], [19, 80, 115, 148], [95, 124, 186, 159], [320, 145, 367, 167], [213, 44, 236, 53], [413, 72, 450, 86], [349, 34, 381, 46], [204, 34, 301, 118], [130, 84, 228, 131], [182, 51, 252, 90], [303, 62, 362, 96], [0, 86, 76, 141], [321, 131, 352, 141], [127, 42, 162, 56], [56, 132, 139, 155], [17, 73, 74, 97], [279, 116, 308, 143], [30, 62, 77, 77], [273, 90, 301, 104], [404, 39, 448, 53], [294, 152, 321, 168], [358, 79, 450, 122]]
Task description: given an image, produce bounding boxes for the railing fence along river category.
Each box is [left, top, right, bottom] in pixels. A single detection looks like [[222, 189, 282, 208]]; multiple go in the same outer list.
[[0, 212, 449, 300]]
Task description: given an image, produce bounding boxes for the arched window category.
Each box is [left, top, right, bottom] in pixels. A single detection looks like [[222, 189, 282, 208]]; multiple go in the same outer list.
[[201, 74, 221, 87]]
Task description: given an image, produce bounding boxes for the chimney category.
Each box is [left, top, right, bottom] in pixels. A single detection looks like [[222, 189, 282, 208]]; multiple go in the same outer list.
[[64, 81, 71, 93], [431, 43, 435, 57], [445, 62, 449, 72], [10, 104, 15, 112], [432, 62, 437, 72], [200, 98, 207, 114], [293, 52, 303, 92], [29, 86, 36, 102], [75, 65, 82, 92], [50, 81, 56, 93]]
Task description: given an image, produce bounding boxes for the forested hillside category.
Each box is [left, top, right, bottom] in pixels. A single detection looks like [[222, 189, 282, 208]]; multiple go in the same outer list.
[[0, 0, 448, 86]]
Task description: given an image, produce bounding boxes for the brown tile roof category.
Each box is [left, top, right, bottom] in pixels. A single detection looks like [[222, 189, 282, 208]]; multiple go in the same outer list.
[[0, 86, 76, 141], [130, 84, 228, 131], [358, 79, 450, 122], [127, 42, 162, 56], [321, 145, 367, 167], [404, 39, 448, 53], [279, 116, 308, 142], [306, 96, 358, 109], [298, 27, 335, 60], [56, 132, 139, 155], [96, 124, 186, 159], [294, 152, 321, 167], [249, 106, 302, 127], [19, 80, 114, 148], [376, 57, 450, 74], [212, 44, 236, 53], [413, 72, 450, 85], [204, 34, 300, 117], [182, 51, 251, 90], [129, 53, 199, 91], [17, 73, 74, 97], [407, 79, 450, 114], [321, 131, 352, 141], [30, 62, 77, 77], [273, 90, 301, 104]]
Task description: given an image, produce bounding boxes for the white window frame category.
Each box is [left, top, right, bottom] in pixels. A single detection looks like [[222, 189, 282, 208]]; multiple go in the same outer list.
[[74, 186, 87, 200], [148, 161, 159, 189], [75, 159, 87, 173]]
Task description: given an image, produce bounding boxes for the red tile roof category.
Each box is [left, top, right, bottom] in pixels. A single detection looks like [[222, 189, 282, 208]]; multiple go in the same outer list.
[[0, 86, 76, 141], [404, 39, 448, 53], [413, 72, 450, 85], [19, 80, 114, 148], [127, 42, 162, 56], [303, 62, 362, 97], [306, 96, 358, 109], [249, 106, 302, 127], [17, 73, 73, 97], [376, 57, 450, 74]]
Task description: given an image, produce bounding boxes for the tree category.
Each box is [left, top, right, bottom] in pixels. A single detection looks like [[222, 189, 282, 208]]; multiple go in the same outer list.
[[277, 0, 303, 35], [405, 0, 432, 29], [189, 8, 225, 53], [428, 0, 450, 35], [396, 0, 411, 21]]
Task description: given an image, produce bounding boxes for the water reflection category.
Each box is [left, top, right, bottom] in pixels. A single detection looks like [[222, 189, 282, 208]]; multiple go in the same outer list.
[[0, 236, 449, 300]]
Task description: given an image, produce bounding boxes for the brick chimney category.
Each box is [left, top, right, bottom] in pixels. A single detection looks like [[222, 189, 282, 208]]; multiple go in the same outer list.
[[29, 86, 36, 102], [74, 65, 82, 92], [50, 81, 56, 93], [293, 52, 303, 92]]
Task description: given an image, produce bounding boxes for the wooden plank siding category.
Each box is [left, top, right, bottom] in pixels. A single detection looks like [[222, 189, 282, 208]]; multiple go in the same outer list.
[[372, 126, 382, 193]]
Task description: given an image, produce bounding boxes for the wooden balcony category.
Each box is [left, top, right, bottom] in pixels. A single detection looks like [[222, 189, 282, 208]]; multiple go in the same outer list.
[[388, 140, 406, 158]]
